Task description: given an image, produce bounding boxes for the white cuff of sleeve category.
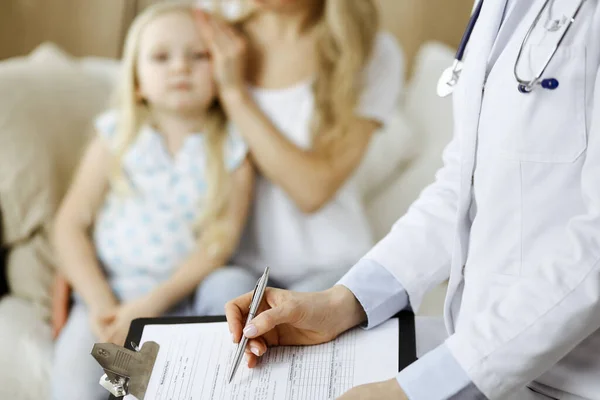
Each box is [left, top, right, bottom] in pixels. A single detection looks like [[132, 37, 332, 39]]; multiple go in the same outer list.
[[396, 343, 485, 399], [337, 259, 409, 329]]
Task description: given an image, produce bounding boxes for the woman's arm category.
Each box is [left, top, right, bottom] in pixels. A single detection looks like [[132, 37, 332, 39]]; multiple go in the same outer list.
[[145, 158, 255, 315], [197, 13, 379, 213], [223, 90, 378, 213], [52, 136, 117, 313]]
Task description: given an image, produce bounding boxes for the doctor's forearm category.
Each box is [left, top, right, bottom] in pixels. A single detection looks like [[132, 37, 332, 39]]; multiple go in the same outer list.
[[328, 285, 368, 333]]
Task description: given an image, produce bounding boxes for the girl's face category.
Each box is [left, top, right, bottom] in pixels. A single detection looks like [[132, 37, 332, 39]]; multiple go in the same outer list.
[[136, 11, 215, 113]]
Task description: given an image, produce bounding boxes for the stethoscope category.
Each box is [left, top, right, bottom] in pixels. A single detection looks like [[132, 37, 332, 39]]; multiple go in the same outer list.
[[437, 0, 587, 98]]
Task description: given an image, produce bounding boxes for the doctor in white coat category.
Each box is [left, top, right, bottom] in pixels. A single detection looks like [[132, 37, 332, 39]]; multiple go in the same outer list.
[[225, 1, 600, 399]]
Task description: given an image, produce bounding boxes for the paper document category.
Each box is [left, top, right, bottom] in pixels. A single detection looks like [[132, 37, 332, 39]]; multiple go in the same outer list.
[[125, 319, 398, 400]]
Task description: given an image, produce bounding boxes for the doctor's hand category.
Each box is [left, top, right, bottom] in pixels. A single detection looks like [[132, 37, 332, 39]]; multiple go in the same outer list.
[[225, 285, 367, 368], [336, 378, 408, 400]]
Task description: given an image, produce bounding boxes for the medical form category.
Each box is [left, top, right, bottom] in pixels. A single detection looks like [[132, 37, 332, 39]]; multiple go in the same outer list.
[[123, 319, 399, 400]]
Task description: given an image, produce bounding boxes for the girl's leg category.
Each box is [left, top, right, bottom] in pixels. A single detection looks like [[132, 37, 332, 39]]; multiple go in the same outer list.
[[51, 303, 107, 400], [287, 267, 351, 293], [193, 266, 260, 316]]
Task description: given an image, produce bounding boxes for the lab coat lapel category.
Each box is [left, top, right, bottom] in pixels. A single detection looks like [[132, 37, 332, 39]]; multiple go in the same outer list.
[[456, 0, 507, 164], [487, 0, 538, 71], [444, 0, 510, 334]]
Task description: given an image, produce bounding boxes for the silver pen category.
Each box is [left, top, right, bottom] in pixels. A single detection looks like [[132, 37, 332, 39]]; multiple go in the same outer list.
[[228, 266, 270, 383]]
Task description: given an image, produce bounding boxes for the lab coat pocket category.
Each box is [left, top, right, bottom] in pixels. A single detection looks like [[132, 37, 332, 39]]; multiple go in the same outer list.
[[495, 45, 587, 163], [457, 272, 520, 335]]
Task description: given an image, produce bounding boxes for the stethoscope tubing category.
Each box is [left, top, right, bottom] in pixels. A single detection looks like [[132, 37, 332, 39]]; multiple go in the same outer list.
[[456, 0, 485, 61], [514, 0, 587, 92]]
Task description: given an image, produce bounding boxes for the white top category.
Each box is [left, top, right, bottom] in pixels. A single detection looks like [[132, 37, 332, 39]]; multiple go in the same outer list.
[[233, 32, 404, 286], [92, 111, 248, 300]]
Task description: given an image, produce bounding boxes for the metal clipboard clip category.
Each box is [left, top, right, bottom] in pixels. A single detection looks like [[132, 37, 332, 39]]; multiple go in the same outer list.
[[91, 341, 159, 399]]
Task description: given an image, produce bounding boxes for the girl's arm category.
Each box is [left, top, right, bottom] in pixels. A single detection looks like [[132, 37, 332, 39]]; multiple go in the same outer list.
[[52, 135, 118, 313], [145, 158, 255, 316], [223, 91, 378, 213]]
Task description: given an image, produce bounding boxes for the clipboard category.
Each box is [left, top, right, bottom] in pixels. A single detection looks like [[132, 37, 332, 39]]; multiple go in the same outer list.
[[104, 310, 416, 399]]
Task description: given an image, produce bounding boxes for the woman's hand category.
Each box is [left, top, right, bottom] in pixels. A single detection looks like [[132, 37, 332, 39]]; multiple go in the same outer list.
[[195, 11, 248, 97], [225, 285, 367, 368], [51, 274, 72, 339], [104, 295, 161, 345], [337, 378, 408, 400]]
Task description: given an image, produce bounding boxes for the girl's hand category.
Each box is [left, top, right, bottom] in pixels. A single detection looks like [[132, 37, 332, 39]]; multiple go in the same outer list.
[[105, 296, 161, 346], [51, 274, 72, 340], [89, 306, 118, 343], [225, 285, 367, 368], [195, 11, 248, 96]]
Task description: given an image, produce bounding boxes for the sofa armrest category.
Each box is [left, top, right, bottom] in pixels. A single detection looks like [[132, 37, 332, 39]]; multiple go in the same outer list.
[[0, 247, 7, 298], [0, 208, 8, 298]]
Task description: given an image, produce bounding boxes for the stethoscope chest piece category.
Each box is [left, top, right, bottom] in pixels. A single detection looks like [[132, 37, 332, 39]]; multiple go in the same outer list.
[[437, 61, 463, 98], [518, 78, 560, 94]]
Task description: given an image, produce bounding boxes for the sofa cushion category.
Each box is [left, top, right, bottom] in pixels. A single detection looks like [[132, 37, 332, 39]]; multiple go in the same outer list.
[[0, 209, 7, 299], [366, 42, 455, 240], [0, 43, 114, 245], [404, 42, 456, 151], [0, 295, 53, 399], [7, 233, 57, 321], [0, 43, 119, 316], [355, 107, 418, 201]]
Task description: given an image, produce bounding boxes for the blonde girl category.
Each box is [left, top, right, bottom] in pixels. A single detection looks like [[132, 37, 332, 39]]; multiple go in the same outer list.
[[51, 3, 253, 399], [195, 0, 403, 312]]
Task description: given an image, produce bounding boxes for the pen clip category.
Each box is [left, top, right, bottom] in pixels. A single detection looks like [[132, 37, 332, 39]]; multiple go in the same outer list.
[[249, 267, 269, 311], [249, 280, 261, 310]]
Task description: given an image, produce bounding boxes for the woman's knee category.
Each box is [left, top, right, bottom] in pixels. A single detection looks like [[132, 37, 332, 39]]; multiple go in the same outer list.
[[194, 266, 259, 315]]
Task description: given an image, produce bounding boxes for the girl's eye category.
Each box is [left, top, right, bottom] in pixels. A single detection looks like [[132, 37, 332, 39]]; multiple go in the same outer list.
[[192, 51, 210, 61], [152, 53, 169, 62]]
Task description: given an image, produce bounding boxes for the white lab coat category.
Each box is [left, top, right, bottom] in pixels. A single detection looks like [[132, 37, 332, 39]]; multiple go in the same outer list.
[[365, 1, 600, 399]]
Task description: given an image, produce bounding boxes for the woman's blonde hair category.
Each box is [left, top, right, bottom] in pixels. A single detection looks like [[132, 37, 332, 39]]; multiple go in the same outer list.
[[232, 0, 379, 148], [312, 0, 379, 148], [110, 2, 230, 249]]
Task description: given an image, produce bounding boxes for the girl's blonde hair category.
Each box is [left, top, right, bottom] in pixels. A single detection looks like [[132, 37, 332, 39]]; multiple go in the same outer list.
[[111, 2, 230, 249], [232, 0, 379, 149]]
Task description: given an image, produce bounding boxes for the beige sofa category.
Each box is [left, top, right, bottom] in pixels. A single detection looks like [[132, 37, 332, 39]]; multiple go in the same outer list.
[[0, 41, 455, 399]]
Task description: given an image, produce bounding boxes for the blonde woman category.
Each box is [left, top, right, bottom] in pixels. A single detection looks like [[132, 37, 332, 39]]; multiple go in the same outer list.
[[50, 4, 253, 399], [194, 0, 403, 313]]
